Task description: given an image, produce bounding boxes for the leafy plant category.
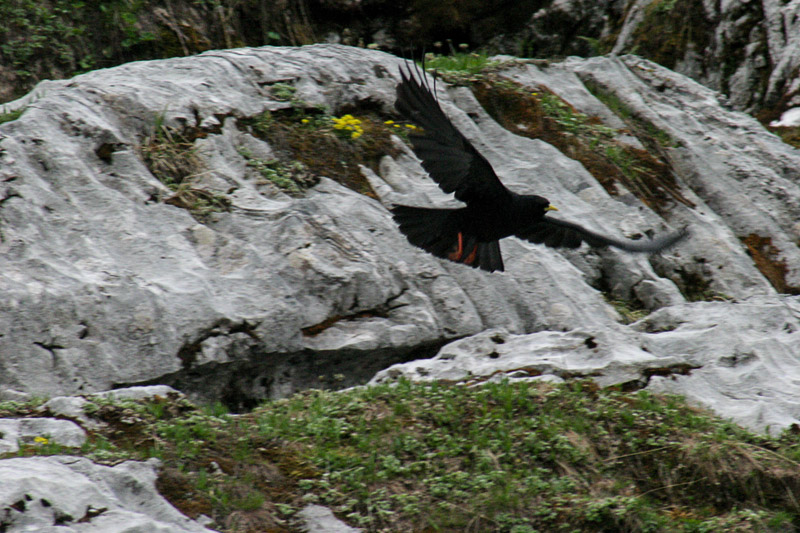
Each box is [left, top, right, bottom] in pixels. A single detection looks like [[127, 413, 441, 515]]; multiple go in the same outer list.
[[270, 82, 297, 102], [237, 147, 314, 195], [237, 100, 401, 199]]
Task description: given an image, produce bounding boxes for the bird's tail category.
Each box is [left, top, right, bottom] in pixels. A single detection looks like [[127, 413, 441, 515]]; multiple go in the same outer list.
[[390, 204, 504, 272]]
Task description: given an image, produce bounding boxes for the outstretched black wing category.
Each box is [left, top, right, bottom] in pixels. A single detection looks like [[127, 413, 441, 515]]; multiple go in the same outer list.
[[516, 217, 689, 253], [395, 61, 512, 206]]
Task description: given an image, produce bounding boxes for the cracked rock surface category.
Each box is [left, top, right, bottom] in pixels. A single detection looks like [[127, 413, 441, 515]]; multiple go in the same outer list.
[[1, 44, 799, 433]]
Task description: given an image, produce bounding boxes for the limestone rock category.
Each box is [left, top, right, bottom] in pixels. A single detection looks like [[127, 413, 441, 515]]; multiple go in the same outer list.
[[0, 418, 86, 454], [374, 294, 800, 435], [0, 456, 215, 532], [298, 504, 362, 533], [1, 44, 799, 433], [0, 45, 687, 405]]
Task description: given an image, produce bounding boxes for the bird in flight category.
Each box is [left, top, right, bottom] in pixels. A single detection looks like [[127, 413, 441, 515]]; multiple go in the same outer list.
[[390, 61, 688, 272]]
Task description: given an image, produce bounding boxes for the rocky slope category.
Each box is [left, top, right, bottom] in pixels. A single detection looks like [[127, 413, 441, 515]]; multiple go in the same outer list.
[[1, 44, 799, 436]]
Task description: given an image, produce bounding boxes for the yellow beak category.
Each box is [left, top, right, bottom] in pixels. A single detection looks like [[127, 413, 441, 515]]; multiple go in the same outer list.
[[546, 204, 558, 212]]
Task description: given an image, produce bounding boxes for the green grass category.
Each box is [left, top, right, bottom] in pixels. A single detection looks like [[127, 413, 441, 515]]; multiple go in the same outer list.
[[583, 80, 677, 149], [604, 294, 650, 324], [769, 125, 800, 150], [239, 381, 800, 531], [419, 52, 508, 86], [537, 91, 618, 141], [0, 106, 24, 124], [7, 379, 800, 531], [423, 52, 497, 75]]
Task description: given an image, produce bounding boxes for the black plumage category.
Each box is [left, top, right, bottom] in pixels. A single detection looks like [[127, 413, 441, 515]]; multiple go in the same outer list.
[[390, 61, 688, 272]]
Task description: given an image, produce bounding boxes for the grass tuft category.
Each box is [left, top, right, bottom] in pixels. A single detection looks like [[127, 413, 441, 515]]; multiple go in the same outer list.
[[139, 119, 230, 221], [0, 106, 24, 125]]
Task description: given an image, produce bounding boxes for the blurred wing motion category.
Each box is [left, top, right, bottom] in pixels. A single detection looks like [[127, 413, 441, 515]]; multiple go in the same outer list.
[[516, 217, 689, 253]]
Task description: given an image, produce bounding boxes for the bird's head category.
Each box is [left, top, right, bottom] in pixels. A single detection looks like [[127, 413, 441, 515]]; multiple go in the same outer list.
[[523, 195, 558, 216]]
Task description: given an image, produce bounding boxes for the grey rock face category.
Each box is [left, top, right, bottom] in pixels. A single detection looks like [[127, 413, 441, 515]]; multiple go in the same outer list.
[[0, 45, 674, 405], [298, 504, 363, 533], [0, 418, 86, 454], [0, 456, 215, 532], [496, 0, 800, 116], [374, 295, 800, 434], [1, 44, 799, 434], [568, 54, 800, 291]]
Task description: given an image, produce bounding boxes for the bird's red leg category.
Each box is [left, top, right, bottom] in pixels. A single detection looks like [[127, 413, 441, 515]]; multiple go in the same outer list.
[[463, 245, 478, 265], [448, 232, 465, 261]]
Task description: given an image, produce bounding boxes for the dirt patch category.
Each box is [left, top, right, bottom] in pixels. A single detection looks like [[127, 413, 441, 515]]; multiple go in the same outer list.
[[741, 233, 800, 295]]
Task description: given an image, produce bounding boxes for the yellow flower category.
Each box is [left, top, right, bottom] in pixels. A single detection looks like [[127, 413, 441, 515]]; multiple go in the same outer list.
[[393, 124, 400, 128], [332, 115, 363, 139], [301, 118, 310, 124], [34, 436, 49, 445], [384, 120, 395, 125], [404, 124, 417, 129]]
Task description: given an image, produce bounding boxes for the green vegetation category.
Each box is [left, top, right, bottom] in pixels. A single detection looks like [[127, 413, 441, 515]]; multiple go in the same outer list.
[[769, 125, 800, 151], [270, 82, 298, 103], [626, 0, 711, 71], [653, 0, 679, 14], [582, 80, 677, 149], [471, 76, 691, 215], [672, 267, 734, 302], [0, 1, 315, 102], [238, 147, 312, 196], [0, 106, 24, 125], [4, 380, 800, 532], [139, 118, 230, 221], [605, 295, 649, 324], [423, 51, 498, 76], [0, 0, 159, 96], [0, 397, 48, 415], [238, 91, 404, 199], [420, 51, 520, 86], [537, 91, 615, 138], [136, 80, 411, 214], [419, 51, 513, 86]]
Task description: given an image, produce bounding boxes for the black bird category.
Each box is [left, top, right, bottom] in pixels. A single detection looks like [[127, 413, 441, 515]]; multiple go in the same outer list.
[[390, 61, 688, 272]]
